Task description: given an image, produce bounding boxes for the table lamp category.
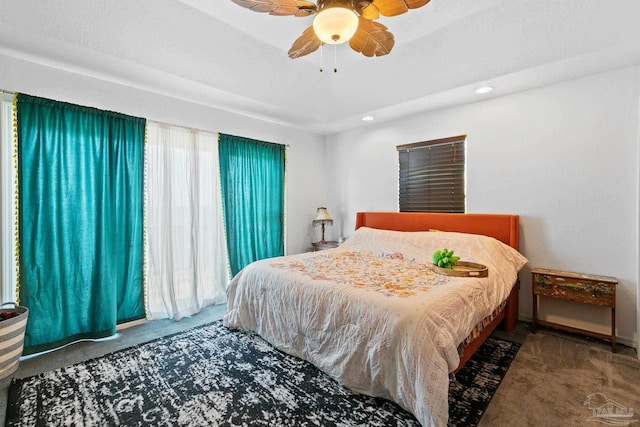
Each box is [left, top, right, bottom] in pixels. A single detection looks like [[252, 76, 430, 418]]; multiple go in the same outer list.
[[312, 207, 333, 244]]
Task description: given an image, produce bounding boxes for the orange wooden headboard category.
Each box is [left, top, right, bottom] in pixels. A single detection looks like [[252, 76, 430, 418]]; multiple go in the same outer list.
[[355, 212, 520, 250]]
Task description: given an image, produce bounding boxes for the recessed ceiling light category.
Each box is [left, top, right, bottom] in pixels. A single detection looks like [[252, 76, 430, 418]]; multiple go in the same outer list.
[[475, 86, 494, 94], [362, 116, 374, 121]]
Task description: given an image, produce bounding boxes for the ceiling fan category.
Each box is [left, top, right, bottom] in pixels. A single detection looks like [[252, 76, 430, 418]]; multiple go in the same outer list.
[[230, 0, 431, 59]]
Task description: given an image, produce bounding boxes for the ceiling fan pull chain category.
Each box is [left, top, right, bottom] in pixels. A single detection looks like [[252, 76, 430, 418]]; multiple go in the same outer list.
[[320, 43, 324, 72], [334, 44, 338, 73]]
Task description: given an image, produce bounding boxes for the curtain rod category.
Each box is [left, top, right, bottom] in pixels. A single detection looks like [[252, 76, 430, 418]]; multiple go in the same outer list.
[[147, 120, 290, 149], [0, 89, 15, 95]]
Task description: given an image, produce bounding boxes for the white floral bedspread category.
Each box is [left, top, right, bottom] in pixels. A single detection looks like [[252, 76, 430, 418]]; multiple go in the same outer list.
[[271, 250, 448, 297], [224, 227, 528, 427]]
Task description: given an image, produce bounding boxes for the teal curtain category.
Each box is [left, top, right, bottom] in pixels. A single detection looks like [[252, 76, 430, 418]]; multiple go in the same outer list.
[[219, 134, 285, 276], [17, 94, 145, 355]]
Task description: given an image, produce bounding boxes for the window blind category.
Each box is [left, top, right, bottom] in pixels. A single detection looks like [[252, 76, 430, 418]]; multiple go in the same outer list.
[[398, 135, 466, 213]]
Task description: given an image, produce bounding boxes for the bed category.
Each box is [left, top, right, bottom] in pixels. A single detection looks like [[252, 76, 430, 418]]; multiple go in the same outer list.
[[224, 212, 527, 427]]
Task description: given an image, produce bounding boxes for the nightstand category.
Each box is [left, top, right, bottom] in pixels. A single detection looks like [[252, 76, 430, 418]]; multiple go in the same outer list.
[[531, 268, 617, 352], [311, 241, 338, 251]]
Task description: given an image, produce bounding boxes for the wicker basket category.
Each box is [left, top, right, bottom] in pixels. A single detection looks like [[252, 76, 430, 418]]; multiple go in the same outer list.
[[431, 261, 489, 277], [0, 303, 28, 381]]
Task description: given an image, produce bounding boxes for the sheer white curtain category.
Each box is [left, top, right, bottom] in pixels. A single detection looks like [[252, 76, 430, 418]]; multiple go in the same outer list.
[[146, 122, 228, 320]]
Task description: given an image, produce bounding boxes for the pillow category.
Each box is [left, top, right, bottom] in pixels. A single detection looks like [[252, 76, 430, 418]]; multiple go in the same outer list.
[[340, 227, 528, 274]]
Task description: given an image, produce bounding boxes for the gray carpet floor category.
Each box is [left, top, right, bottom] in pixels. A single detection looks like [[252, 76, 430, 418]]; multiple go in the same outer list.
[[1, 304, 638, 426]]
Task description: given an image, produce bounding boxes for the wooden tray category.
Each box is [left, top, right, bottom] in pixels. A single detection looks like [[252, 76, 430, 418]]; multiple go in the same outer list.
[[431, 261, 488, 277]]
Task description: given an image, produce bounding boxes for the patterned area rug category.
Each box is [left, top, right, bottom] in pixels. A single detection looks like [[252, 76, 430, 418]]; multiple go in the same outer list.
[[6, 321, 519, 427]]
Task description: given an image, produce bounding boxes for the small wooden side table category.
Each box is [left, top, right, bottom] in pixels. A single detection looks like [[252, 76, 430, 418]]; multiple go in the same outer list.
[[531, 268, 617, 352], [312, 241, 338, 251]]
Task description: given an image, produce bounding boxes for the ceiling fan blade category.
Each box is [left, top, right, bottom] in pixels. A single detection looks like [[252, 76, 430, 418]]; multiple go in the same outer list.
[[359, 3, 380, 20], [294, 0, 317, 16], [288, 26, 322, 59], [231, 0, 316, 16], [371, 0, 430, 17], [349, 18, 395, 57]]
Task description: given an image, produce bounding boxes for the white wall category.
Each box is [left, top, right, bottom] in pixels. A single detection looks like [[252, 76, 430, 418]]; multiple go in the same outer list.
[[0, 54, 327, 256], [325, 66, 640, 347]]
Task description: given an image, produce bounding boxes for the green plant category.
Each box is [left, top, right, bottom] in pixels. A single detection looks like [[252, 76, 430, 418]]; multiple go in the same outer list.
[[432, 248, 460, 269]]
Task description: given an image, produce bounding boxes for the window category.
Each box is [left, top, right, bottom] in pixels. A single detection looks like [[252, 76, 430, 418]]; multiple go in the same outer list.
[[0, 93, 16, 304], [398, 135, 466, 213]]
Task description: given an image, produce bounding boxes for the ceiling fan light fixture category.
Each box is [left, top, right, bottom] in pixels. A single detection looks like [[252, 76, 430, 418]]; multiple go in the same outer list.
[[313, 7, 359, 45]]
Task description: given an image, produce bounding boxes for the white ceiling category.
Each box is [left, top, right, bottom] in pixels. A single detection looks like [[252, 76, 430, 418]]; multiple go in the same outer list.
[[1, 0, 640, 135]]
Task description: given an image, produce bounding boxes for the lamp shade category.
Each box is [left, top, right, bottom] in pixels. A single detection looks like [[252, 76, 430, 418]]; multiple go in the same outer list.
[[312, 7, 359, 45], [313, 207, 333, 222]]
